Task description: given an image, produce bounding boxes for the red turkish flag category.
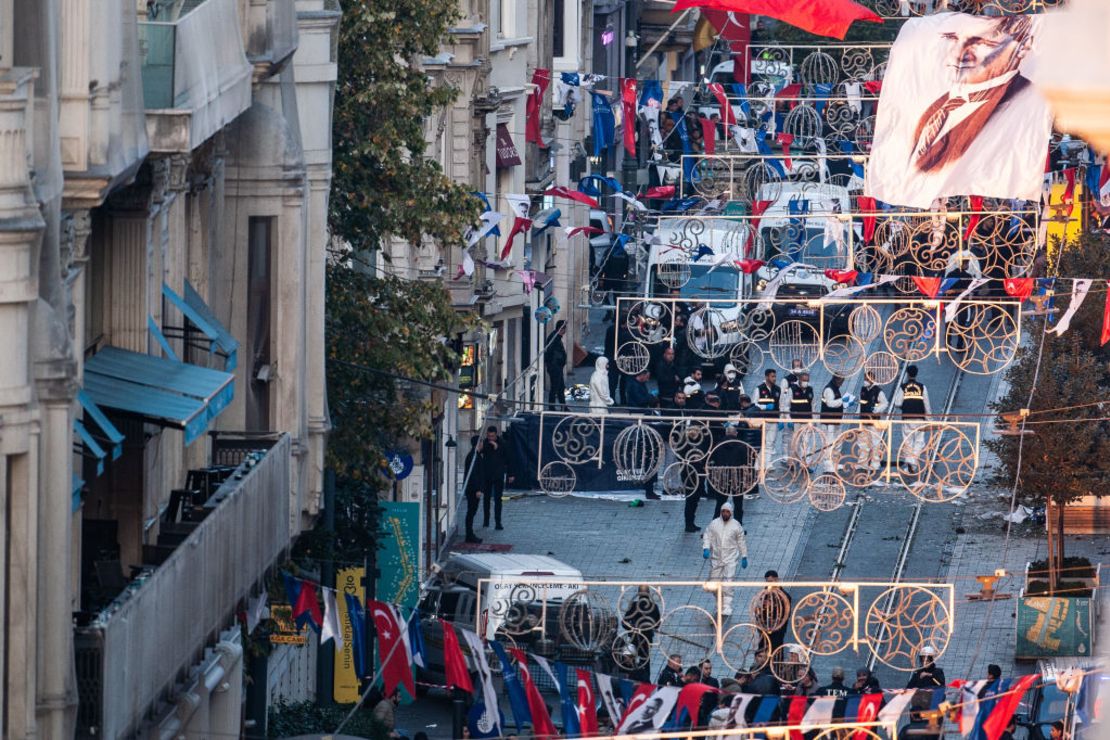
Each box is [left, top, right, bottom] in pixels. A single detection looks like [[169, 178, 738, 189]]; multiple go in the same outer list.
[[736, 258, 765, 274], [645, 185, 676, 200], [855, 692, 884, 740], [788, 695, 810, 740], [912, 276, 943, 299], [620, 682, 658, 725], [441, 621, 473, 693], [576, 668, 599, 734], [982, 675, 1039, 740], [700, 117, 717, 154], [963, 195, 984, 241], [369, 600, 415, 698], [502, 217, 532, 260], [545, 186, 599, 208], [526, 69, 550, 145], [825, 269, 858, 285], [621, 78, 638, 156], [509, 648, 556, 737], [776, 132, 795, 169], [701, 11, 751, 83], [708, 83, 737, 127], [1003, 277, 1035, 302], [672, 0, 881, 40], [1101, 284, 1110, 346], [856, 196, 878, 244]]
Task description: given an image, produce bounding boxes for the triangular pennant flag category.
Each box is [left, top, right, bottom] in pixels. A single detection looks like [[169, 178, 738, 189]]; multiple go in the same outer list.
[[963, 195, 984, 241], [736, 258, 765, 274], [565, 225, 605, 239], [982, 674, 1039, 740], [556, 662, 581, 736], [676, 682, 718, 727], [408, 608, 426, 669], [461, 628, 501, 737], [502, 217, 532, 260], [292, 580, 323, 632], [596, 673, 625, 729], [878, 690, 916, 723], [802, 696, 837, 727], [545, 186, 599, 208], [344, 592, 367, 678], [369, 600, 415, 698], [320, 588, 343, 651], [912, 276, 943, 299], [824, 269, 858, 285], [490, 641, 532, 732], [788, 695, 810, 740], [1101, 284, 1110, 346]]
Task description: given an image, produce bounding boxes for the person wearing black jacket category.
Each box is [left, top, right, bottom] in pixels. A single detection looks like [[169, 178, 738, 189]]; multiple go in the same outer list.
[[478, 426, 513, 530], [657, 654, 684, 687], [545, 320, 569, 411], [654, 346, 682, 403], [462, 435, 484, 543], [818, 667, 850, 697]]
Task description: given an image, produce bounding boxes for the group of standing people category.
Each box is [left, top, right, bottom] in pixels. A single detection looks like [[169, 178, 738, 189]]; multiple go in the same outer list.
[[462, 426, 514, 542]]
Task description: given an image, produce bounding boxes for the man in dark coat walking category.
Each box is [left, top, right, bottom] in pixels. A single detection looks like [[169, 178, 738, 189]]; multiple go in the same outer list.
[[545, 320, 569, 410], [478, 426, 513, 530]]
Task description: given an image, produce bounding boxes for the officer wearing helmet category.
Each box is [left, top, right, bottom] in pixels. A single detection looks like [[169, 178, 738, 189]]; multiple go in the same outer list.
[[905, 645, 946, 689]]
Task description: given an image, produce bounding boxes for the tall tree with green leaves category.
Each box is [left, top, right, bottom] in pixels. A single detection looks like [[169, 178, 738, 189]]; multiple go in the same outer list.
[[329, 0, 480, 250], [987, 233, 1110, 591]]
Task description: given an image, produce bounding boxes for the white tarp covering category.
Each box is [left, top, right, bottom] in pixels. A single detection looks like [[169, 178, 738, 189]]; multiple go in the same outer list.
[[865, 12, 1053, 208]]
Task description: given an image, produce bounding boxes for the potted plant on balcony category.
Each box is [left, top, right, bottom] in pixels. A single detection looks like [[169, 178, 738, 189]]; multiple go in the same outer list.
[[987, 234, 1110, 659]]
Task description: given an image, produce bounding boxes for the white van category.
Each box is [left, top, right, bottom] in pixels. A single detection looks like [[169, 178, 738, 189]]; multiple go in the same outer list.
[[751, 183, 855, 328], [416, 553, 584, 686], [426, 552, 581, 639]]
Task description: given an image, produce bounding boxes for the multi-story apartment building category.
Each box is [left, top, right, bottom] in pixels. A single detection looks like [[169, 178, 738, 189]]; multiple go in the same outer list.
[[378, 0, 595, 564], [0, 0, 338, 736]]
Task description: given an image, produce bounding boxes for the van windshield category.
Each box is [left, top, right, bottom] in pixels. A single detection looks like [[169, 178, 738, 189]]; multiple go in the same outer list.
[[651, 264, 740, 305], [759, 223, 847, 270]]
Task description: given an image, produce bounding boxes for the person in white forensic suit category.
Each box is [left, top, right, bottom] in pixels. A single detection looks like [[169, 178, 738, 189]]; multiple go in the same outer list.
[[820, 376, 855, 474], [702, 501, 748, 618], [589, 356, 615, 415]]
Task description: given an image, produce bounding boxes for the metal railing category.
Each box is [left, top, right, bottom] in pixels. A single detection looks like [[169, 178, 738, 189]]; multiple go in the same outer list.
[[75, 434, 291, 739]]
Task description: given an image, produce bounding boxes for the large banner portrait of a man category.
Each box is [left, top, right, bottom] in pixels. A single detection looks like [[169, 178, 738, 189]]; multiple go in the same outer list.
[[865, 13, 1053, 208]]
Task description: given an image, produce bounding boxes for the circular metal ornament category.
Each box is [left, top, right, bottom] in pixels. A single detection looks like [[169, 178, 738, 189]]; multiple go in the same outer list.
[[539, 461, 576, 497], [769, 320, 821, 371], [657, 261, 692, 289], [662, 461, 703, 498], [800, 51, 838, 86], [625, 301, 671, 344], [848, 304, 882, 343], [615, 341, 651, 375], [613, 423, 665, 483], [618, 586, 666, 633], [559, 589, 617, 652], [720, 622, 771, 674], [729, 338, 763, 377], [791, 590, 855, 655], [884, 307, 936, 362], [789, 424, 826, 470], [742, 307, 777, 343], [493, 584, 541, 636], [898, 422, 977, 502], [750, 587, 791, 633], [832, 427, 887, 487], [687, 306, 735, 360], [770, 642, 813, 684], [705, 440, 760, 497], [865, 585, 951, 671], [809, 472, 847, 511], [823, 334, 867, 377], [552, 415, 602, 464], [656, 605, 718, 666], [611, 629, 653, 671], [763, 457, 811, 504], [944, 303, 1019, 375], [669, 420, 713, 463], [864, 350, 900, 385]]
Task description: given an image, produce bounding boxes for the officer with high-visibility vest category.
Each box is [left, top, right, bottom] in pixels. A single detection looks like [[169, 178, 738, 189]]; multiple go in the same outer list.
[[755, 369, 782, 462], [858, 376, 890, 480], [784, 371, 814, 462], [892, 365, 931, 474], [820, 375, 855, 473]]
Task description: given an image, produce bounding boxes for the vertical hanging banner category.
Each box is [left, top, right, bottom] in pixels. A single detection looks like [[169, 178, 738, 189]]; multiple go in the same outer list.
[[377, 501, 421, 609], [334, 566, 366, 703], [865, 13, 1052, 208]]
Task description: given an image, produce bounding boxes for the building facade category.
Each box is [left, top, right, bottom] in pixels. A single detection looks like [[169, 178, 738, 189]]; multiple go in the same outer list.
[[377, 0, 594, 566], [0, 0, 338, 736]]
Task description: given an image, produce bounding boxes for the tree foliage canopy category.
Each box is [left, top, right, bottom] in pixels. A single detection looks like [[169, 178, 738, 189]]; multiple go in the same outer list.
[[987, 234, 1110, 509], [329, 0, 481, 250]]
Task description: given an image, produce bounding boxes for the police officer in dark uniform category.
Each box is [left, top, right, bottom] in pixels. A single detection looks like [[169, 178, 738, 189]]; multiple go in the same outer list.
[[893, 365, 931, 474], [755, 369, 782, 459]]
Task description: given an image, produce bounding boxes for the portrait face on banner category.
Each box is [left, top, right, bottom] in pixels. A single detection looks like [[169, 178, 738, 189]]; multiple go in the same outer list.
[[865, 12, 1053, 208]]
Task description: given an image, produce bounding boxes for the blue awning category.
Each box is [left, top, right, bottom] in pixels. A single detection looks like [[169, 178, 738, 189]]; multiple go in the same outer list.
[[162, 281, 239, 371], [73, 419, 106, 476], [77, 389, 124, 461], [84, 346, 235, 445]]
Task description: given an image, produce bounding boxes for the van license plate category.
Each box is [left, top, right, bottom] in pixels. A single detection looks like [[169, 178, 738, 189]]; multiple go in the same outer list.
[[789, 307, 816, 317]]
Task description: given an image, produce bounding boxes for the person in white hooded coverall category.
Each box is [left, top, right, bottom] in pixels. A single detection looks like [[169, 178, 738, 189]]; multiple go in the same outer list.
[[589, 356, 615, 414], [702, 501, 748, 617]]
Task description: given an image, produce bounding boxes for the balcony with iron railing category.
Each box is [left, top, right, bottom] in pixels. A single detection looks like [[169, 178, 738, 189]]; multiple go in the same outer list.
[[74, 432, 291, 739], [138, 0, 254, 152]]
